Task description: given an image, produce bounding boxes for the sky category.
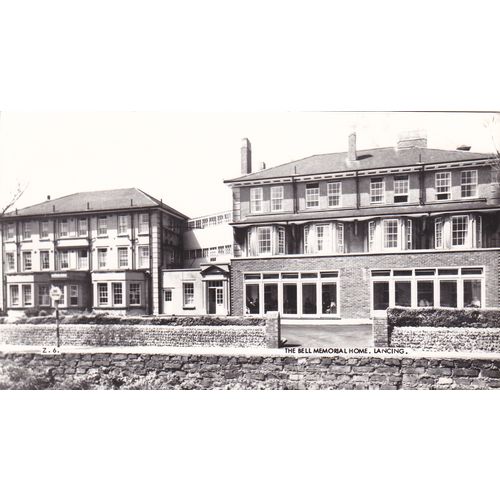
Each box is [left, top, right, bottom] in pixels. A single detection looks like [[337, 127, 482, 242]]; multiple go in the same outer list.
[[0, 111, 499, 218]]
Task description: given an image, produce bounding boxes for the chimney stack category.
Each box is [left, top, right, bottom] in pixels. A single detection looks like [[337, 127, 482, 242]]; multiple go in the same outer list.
[[241, 138, 252, 175], [260, 161, 266, 171], [397, 130, 427, 149], [348, 132, 357, 162], [457, 145, 471, 151]]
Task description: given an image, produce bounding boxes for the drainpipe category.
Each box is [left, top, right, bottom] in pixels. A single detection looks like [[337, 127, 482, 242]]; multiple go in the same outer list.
[[355, 171, 360, 209], [419, 165, 425, 205], [292, 177, 298, 214]]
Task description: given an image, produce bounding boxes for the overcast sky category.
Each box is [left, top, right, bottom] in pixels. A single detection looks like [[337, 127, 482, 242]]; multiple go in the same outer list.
[[1, 111, 498, 218]]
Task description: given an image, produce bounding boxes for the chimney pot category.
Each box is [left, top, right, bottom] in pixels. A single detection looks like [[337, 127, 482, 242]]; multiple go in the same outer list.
[[87, 202, 90, 210], [457, 145, 471, 151], [241, 138, 252, 175], [260, 161, 266, 170], [348, 132, 357, 162], [47, 195, 51, 201]]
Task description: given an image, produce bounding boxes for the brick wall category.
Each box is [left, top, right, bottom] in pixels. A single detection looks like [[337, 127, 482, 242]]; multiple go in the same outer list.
[[0, 322, 279, 349], [230, 249, 500, 318], [391, 326, 500, 352], [2, 351, 500, 389]]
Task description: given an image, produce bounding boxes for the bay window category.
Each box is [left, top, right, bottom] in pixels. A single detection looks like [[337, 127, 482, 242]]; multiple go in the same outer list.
[[451, 215, 468, 247], [383, 220, 399, 249]]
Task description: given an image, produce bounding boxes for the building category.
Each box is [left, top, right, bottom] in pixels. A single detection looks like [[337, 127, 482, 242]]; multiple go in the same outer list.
[[225, 134, 500, 320], [0, 188, 187, 316], [161, 210, 233, 315]]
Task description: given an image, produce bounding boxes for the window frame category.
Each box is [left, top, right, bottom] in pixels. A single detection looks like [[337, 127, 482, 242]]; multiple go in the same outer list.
[[112, 282, 124, 306], [97, 283, 108, 306], [250, 187, 263, 214], [382, 219, 399, 250], [40, 220, 50, 239], [6, 252, 15, 272], [23, 221, 32, 240], [327, 182, 342, 207], [393, 175, 409, 203], [257, 226, 272, 255], [97, 248, 108, 269], [22, 251, 32, 272], [451, 215, 469, 248], [460, 170, 478, 199], [97, 216, 108, 236], [435, 171, 451, 200], [78, 218, 88, 237], [117, 247, 129, 268], [270, 186, 284, 212], [370, 177, 385, 204], [40, 250, 50, 270], [305, 183, 320, 209], [435, 217, 443, 249], [182, 282, 195, 308]]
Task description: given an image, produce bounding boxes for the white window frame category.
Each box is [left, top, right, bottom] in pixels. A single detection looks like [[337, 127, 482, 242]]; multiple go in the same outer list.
[[315, 224, 331, 253], [336, 223, 344, 253], [305, 183, 320, 208], [117, 247, 129, 268], [129, 283, 141, 306], [461, 170, 478, 198], [69, 284, 79, 306], [97, 216, 108, 236], [97, 248, 107, 269], [250, 188, 263, 213], [138, 245, 150, 268], [383, 219, 399, 249], [406, 219, 412, 250], [435, 217, 443, 249], [451, 215, 469, 248], [370, 178, 385, 204], [327, 182, 341, 207], [59, 250, 69, 270], [23, 221, 32, 240], [368, 220, 376, 252], [22, 284, 32, 307], [78, 218, 88, 237], [38, 285, 50, 307], [435, 172, 451, 200], [22, 251, 32, 271], [112, 282, 123, 306], [271, 186, 284, 212], [78, 249, 88, 269], [59, 219, 69, 237], [97, 283, 108, 306], [6, 252, 15, 272], [257, 226, 272, 255], [40, 251, 50, 270], [139, 213, 150, 234], [40, 221, 49, 239], [182, 282, 195, 308], [393, 175, 409, 203], [277, 227, 285, 255], [6, 223, 15, 240], [10, 285, 19, 307], [118, 215, 128, 235]]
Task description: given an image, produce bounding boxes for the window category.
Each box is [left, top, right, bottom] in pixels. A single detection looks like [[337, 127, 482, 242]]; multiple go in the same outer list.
[[6, 223, 15, 240], [40, 221, 49, 239], [336, 223, 344, 253], [417, 281, 434, 307], [257, 227, 272, 255], [370, 177, 384, 204], [452, 215, 468, 247], [78, 218, 88, 237], [98, 283, 108, 305], [112, 283, 123, 305], [22, 285, 32, 306], [435, 172, 451, 200], [383, 220, 398, 249], [78, 249, 88, 269], [59, 219, 68, 237], [10, 285, 19, 306], [395, 282, 412, 307], [22, 251, 32, 271], [327, 182, 341, 207], [316, 224, 331, 253], [464, 280, 481, 308], [264, 283, 278, 313], [302, 283, 317, 314], [246, 284, 260, 314], [406, 219, 412, 250], [439, 281, 457, 308], [461, 170, 477, 198], [118, 248, 128, 268], [139, 213, 149, 233], [139, 245, 149, 267], [164, 289, 172, 302], [69, 285, 79, 306], [435, 217, 443, 249], [271, 186, 284, 211], [38, 285, 50, 306], [277, 227, 286, 255], [373, 282, 389, 310], [394, 175, 409, 203], [475, 215, 482, 248], [98, 216, 108, 235], [368, 221, 376, 252], [6, 253, 15, 272], [98, 248, 107, 268], [40, 251, 50, 270], [23, 221, 31, 240], [250, 188, 263, 213], [118, 215, 128, 235], [305, 183, 320, 208], [322, 283, 337, 314], [183, 282, 194, 307], [283, 283, 297, 314], [59, 251, 69, 270]]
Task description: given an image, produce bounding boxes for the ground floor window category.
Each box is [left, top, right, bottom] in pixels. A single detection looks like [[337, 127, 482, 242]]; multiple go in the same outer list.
[[38, 285, 50, 306], [22, 285, 32, 307], [98, 283, 108, 305], [371, 267, 484, 311], [129, 283, 141, 305], [10, 285, 19, 306], [244, 271, 340, 316], [183, 282, 195, 308], [69, 285, 79, 306]]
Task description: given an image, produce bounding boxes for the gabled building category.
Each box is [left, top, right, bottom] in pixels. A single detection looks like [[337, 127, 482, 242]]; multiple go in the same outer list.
[[225, 134, 500, 319], [0, 188, 187, 316]]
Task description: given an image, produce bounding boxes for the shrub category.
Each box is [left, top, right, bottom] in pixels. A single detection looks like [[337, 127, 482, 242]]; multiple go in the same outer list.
[[388, 307, 500, 329], [24, 308, 40, 318]]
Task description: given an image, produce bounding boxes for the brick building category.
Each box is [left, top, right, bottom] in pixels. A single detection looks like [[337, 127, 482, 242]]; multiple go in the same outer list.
[[0, 188, 187, 316], [225, 134, 500, 320]]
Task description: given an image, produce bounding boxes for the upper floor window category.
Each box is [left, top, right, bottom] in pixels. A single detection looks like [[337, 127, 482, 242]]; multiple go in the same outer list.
[[452, 215, 468, 247], [23, 251, 32, 271], [138, 245, 149, 268], [118, 247, 128, 268], [316, 224, 331, 253], [271, 186, 284, 212], [98, 216, 108, 236], [257, 227, 272, 255], [139, 213, 149, 234], [59, 219, 68, 237], [250, 188, 263, 213], [78, 249, 88, 269], [40, 251, 50, 270], [6, 223, 15, 240], [368, 221, 376, 252], [435, 217, 443, 249], [370, 178, 384, 204], [78, 218, 88, 237], [305, 183, 320, 208], [394, 175, 409, 203], [277, 227, 285, 254], [59, 251, 69, 270], [118, 215, 128, 235], [40, 221, 49, 239], [383, 220, 399, 249], [327, 182, 341, 207], [461, 170, 477, 198], [6, 252, 15, 271], [97, 248, 107, 268], [435, 172, 451, 200], [23, 221, 32, 240]]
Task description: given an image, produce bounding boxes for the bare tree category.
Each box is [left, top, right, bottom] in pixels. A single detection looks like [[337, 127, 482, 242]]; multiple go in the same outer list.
[[1, 181, 28, 217]]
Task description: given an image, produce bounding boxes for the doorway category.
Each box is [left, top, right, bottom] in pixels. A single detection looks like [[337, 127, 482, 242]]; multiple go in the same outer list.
[[207, 280, 225, 315]]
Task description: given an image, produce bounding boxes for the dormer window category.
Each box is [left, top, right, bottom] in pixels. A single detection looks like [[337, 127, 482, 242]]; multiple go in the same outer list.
[[393, 175, 409, 203], [435, 172, 451, 200], [305, 183, 320, 208]]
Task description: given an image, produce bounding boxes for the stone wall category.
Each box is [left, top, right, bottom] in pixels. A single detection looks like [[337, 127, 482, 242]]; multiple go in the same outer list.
[[1, 351, 500, 389], [391, 326, 500, 352], [0, 313, 281, 348]]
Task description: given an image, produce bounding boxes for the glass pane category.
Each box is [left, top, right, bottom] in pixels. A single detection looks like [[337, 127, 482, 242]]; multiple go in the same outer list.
[[283, 284, 297, 314], [439, 281, 457, 307], [394, 270, 412, 276], [322, 283, 337, 314], [417, 281, 434, 307], [464, 280, 481, 308], [395, 281, 411, 307], [302, 283, 317, 314], [245, 284, 260, 314], [264, 284, 278, 313], [373, 282, 389, 310]]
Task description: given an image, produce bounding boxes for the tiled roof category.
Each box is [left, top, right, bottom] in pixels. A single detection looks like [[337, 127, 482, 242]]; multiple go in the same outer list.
[[225, 147, 493, 183], [4, 187, 188, 219]]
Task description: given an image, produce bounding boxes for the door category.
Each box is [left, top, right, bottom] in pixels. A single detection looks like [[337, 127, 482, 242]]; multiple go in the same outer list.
[[207, 281, 225, 315], [164, 289, 173, 315]]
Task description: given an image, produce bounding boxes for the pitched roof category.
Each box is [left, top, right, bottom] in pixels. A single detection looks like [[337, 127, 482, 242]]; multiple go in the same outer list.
[[4, 187, 189, 219], [225, 147, 493, 183]]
